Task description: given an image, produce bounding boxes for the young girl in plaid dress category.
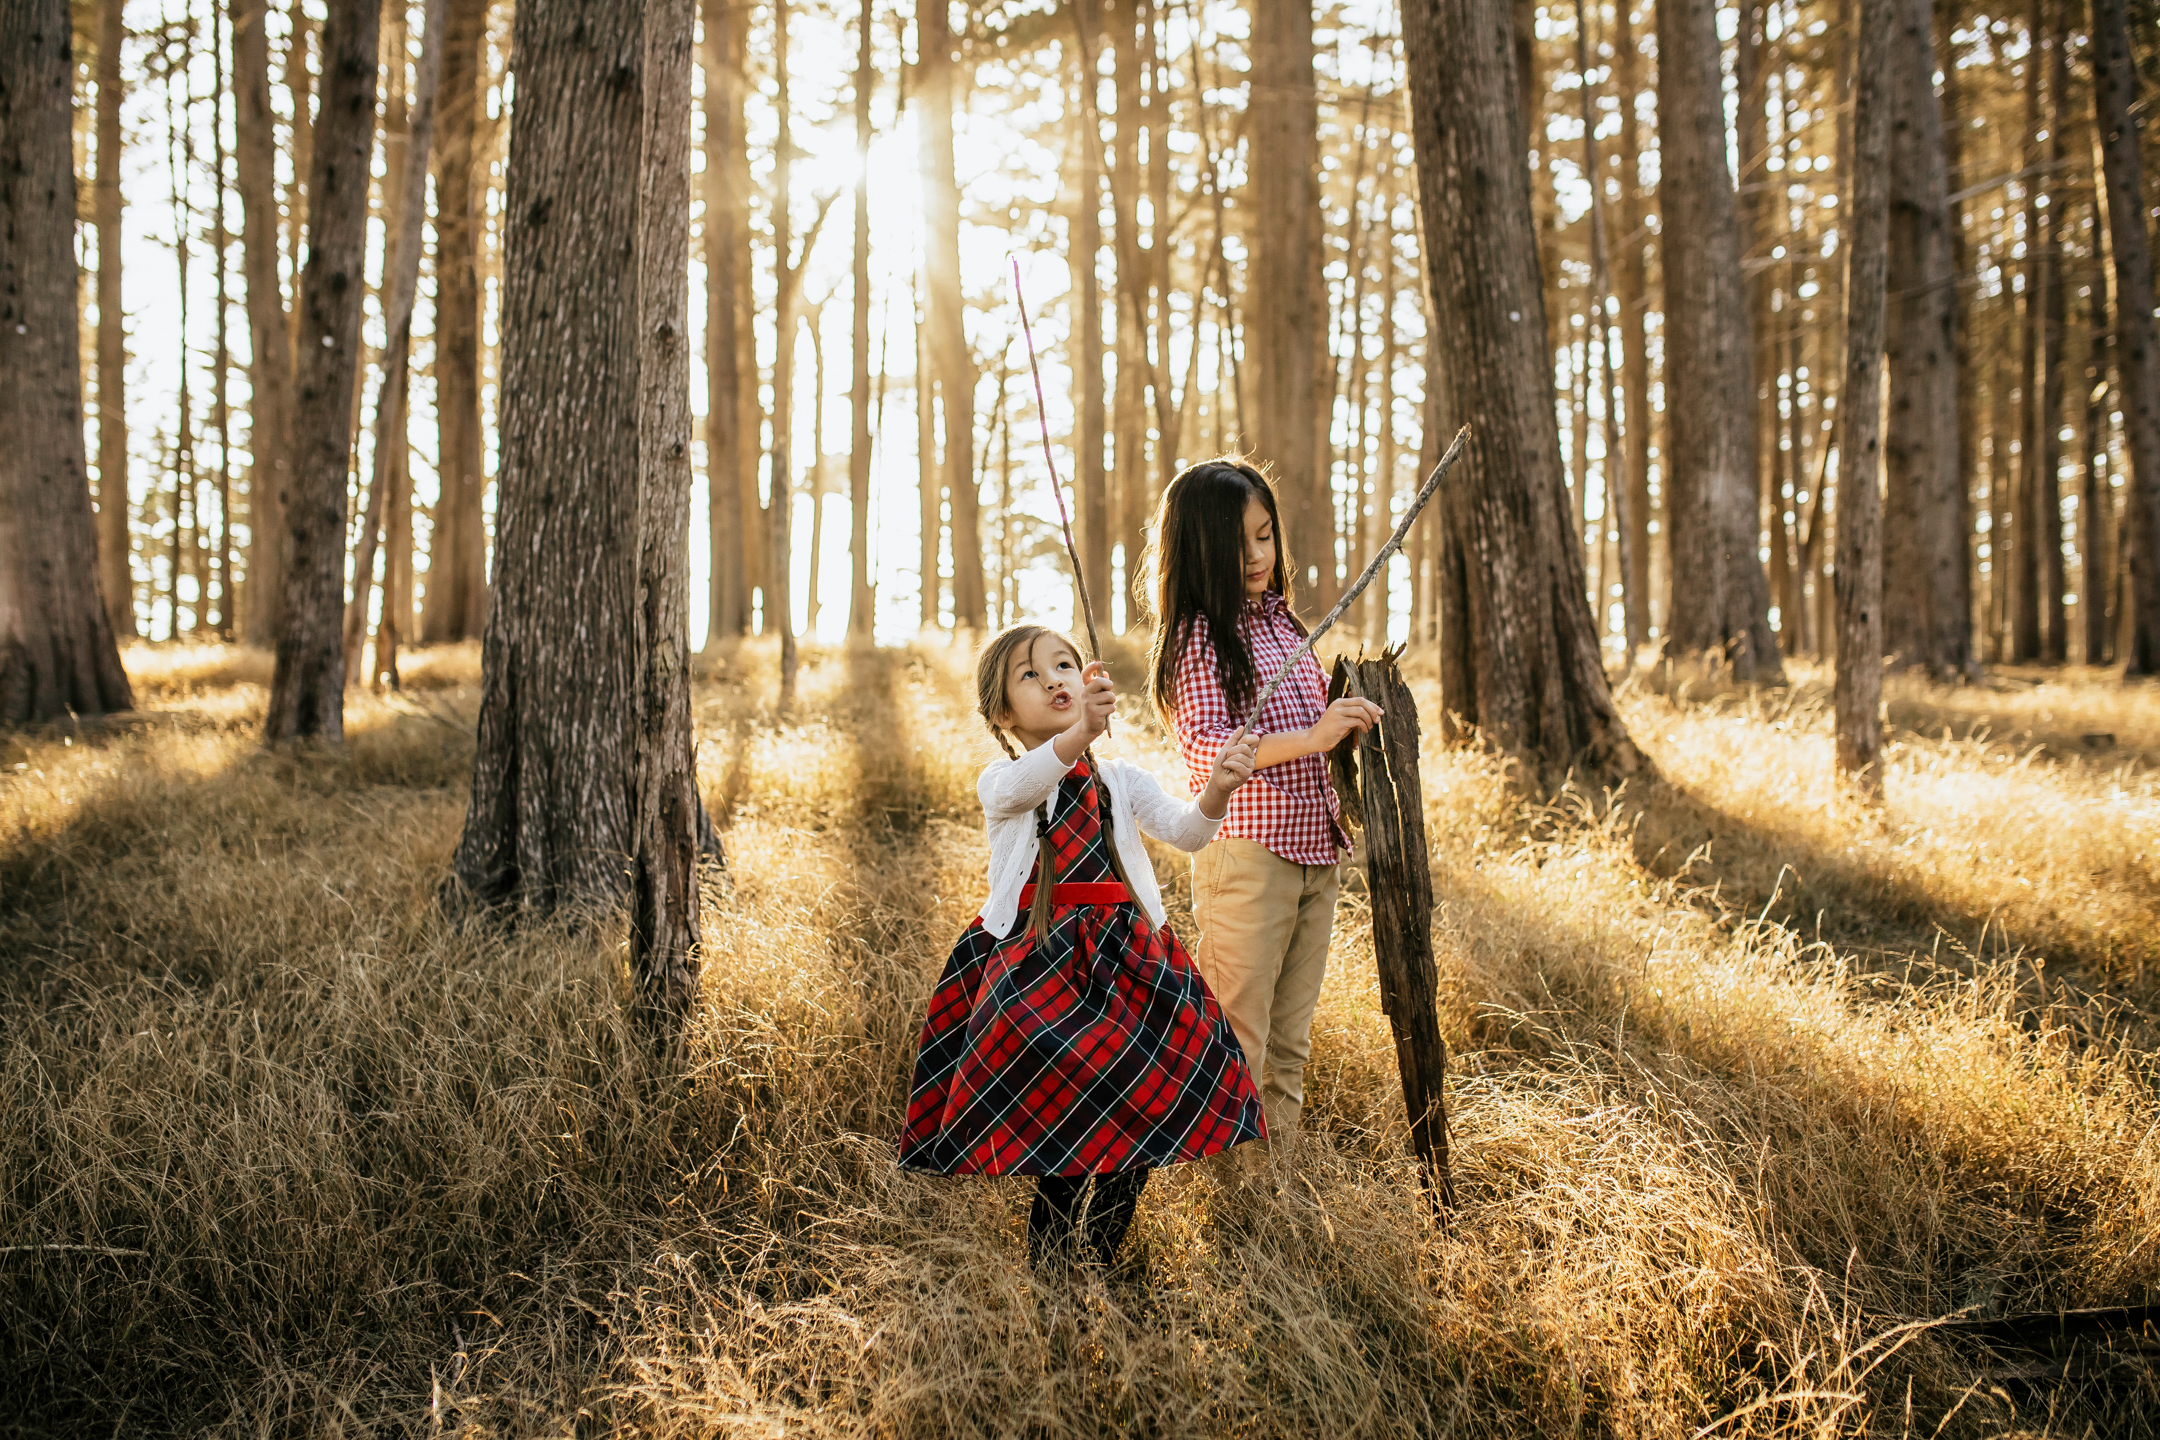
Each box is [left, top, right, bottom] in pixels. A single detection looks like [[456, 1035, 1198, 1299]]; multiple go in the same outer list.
[[898, 624, 1266, 1273], [1144, 460, 1382, 1164]]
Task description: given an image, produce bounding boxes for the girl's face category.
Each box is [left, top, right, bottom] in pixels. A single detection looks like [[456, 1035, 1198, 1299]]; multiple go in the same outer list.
[[1242, 495, 1276, 598], [997, 636, 1084, 747]]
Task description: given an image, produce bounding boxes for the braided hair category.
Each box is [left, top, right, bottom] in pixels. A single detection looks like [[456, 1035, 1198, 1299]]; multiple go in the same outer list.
[[974, 622, 1136, 944]]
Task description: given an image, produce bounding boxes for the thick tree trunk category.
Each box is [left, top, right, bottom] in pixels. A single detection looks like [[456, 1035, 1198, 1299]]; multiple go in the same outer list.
[[1656, 0, 1783, 680], [347, 0, 447, 687], [920, 0, 985, 631], [1937, 0, 1979, 657], [1882, 0, 1970, 679], [420, 0, 493, 643], [264, 0, 381, 742], [0, 0, 134, 723], [1401, 0, 1647, 792], [452, 0, 703, 1003], [1248, 0, 1325, 606], [1613, 0, 1652, 650], [2090, 0, 2160, 673], [235, 0, 298, 645], [701, 0, 750, 645], [1836, 0, 1892, 799], [1071, 3, 1113, 621], [94, 0, 133, 639], [848, 0, 874, 638]]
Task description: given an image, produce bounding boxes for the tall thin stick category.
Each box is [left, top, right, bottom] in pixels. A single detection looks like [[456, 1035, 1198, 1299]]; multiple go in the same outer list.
[[1011, 256, 1103, 662], [1233, 424, 1470, 739]]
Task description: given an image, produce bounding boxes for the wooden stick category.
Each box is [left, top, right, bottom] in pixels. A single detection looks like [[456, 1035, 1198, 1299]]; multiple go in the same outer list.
[[1010, 257, 1103, 663], [1234, 424, 1470, 738]]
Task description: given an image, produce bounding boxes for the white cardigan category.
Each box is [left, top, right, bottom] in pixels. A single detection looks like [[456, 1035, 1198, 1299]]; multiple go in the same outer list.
[[976, 738, 1223, 940]]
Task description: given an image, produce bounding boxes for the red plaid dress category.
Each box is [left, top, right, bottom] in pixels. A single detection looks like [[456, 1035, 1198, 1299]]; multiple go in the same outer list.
[[898, 759, 1265, 1176]]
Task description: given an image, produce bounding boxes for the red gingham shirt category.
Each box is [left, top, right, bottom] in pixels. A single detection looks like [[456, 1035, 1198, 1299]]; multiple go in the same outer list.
[[1173, 591, 1346, 866]]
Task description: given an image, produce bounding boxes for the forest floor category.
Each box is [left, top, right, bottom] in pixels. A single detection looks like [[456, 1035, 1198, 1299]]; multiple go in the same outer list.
[[3, 639, 2158, 1438]]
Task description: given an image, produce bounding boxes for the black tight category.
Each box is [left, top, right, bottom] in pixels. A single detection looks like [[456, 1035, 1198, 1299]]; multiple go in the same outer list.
[[1027, 1168, 1150, 1270]]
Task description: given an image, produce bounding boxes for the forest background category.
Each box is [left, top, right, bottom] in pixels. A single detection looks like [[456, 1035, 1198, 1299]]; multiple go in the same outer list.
[[6, 0, 2160, 1433]]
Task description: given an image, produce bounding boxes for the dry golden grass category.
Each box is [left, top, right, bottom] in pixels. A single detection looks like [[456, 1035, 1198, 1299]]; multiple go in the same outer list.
[[2, 640, 2154, 1437]]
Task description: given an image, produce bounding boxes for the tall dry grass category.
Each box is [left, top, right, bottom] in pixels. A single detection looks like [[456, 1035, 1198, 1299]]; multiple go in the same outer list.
[[1, 639, 2153, 1437]]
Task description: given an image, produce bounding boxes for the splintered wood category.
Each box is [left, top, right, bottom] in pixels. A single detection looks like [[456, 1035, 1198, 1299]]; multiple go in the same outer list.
[[1328, 648, 1455, 1212]]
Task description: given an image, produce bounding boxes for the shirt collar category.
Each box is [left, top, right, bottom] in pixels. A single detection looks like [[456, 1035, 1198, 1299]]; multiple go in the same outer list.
[[1241, 589, 1289, 620]]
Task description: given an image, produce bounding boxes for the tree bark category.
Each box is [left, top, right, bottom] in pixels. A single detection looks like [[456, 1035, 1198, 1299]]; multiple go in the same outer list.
[[452, 0, 703, 1010], [630, 0, 702, 1023], [1656, 0, 1784, 680], [235, 0, 298, 645], [701, 0, 750, 645], [2037, 9, 2070, 662], [920, 0, 985, 631], [94, 0, 134, 640], [1835, 0, 1892, 800], [420, 0, 494, 643], [1401, 0, 1647, 792], [0, 0, 135, 724], [772, 0, 799, 698], [347, 0, 447, 687], [2089, 0, 2160, 673], [264, 0, 381, 743], [1613, 0, 1652, 651], [1937, 0, 1978, 659], [1109, 0, 1148, 623], [1882, 0, 1970, 679], [1248, 0, 1325, 606], [848, 0, 874, 638]]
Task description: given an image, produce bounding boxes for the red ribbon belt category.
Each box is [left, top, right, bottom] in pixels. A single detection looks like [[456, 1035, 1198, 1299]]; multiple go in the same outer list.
[[1015, 881, 1131, 909]]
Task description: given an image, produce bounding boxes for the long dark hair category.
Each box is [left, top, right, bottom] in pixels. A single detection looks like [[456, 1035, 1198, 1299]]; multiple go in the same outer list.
[[1143, 458, 1299, 732]]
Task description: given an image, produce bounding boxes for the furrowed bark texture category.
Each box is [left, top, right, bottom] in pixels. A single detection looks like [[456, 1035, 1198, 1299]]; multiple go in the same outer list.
[[1247, 0, 1325, 602], [1329, 653, 1455, 1207], [453, 0, 703, 1024], [94, 0, 134, 638], [1835, 0, 1892, 799], [420, 0, 494, 643], [1655, 0, 1784, 680], [1400, 0, 1646, 791], [233, 0, 297, 645], [1883, 0, 1970, 679], [0, 0, 134, 723], [264, 0, 380, 742], [631, 0, 701, 1020], [2090, 0, 2160, 673]]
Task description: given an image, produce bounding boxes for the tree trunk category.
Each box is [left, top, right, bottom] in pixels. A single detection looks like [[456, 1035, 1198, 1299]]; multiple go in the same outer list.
[[264, 0, 380, 743], [1401, 0, 1647, 792], [630, 0, 702, 1023], [848, 0, 874, 638], [2090, 0, 2160, 673], [283, 2, 315, 341], [1248, 0, 1325, 607], [1937, 0, 1979, 661], [1882, 0, 1970, 679], [1613, 0, 1652, 651], [701, 0, 750, 646], [1657, 0, 1783, 680], [0, 0, 135, 723], [235, 0, 298, 645], [212, 0, 235, 638], [917, 282, 940, 628], [2037, 12, 2070, 662], [1109, 0, 1148, 623], [2012, 0, 2047, 662], [94, 0, 134, 640], [772, 0, 799, 699], [1071, 2, 1113, 621], [347, 0, 447, 687], [452, 0, 703, 1014], [920, 0, 984, 632], [420, 0, 493, 643], [1836, 0, 1892, 799]]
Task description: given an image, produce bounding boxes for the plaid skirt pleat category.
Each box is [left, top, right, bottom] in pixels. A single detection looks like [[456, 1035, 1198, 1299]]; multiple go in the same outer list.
[[897, 762, 1265, 1177]]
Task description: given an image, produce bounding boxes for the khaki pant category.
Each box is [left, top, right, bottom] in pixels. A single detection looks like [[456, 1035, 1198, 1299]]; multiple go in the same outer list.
[[1191, 837, 1339, 1149]]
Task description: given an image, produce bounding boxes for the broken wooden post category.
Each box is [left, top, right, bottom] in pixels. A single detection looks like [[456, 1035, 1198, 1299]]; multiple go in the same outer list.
[[1329, 647, 1456, 1211]]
